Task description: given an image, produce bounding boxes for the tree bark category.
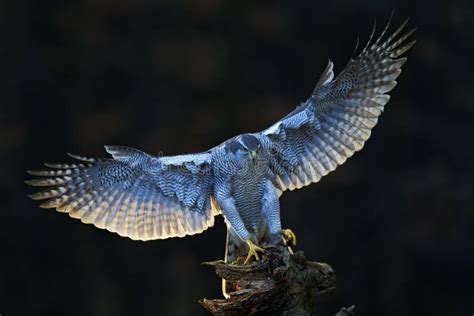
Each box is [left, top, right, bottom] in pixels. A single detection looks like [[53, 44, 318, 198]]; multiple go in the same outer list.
[[200, 245, 344, 315]]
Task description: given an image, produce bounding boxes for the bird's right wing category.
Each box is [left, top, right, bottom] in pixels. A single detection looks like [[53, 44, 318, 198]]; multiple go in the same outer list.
[[261, 19, 415, 192], [26, 146, 217, 241]]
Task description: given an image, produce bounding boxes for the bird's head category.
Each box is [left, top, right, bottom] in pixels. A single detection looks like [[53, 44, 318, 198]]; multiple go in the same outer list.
[[228, 134, 262, 162]]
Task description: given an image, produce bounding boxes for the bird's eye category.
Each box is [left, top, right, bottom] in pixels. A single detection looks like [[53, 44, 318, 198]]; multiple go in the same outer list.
[[269, 144, 278, 155]]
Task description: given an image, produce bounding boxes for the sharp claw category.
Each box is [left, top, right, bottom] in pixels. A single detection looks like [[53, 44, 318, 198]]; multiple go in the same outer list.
[[244, 239, 265, 264], [281, 229, 297, 246]]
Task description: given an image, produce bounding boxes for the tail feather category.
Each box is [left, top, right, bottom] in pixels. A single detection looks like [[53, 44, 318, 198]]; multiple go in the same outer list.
[[222, 229, 235, 298], [225, 229, 236, 263], [222, 226, 246, 298]]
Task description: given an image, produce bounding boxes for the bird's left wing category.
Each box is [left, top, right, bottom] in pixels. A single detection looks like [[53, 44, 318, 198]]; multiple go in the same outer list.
[[260, 19, 415, 193], [26, 146, 217, 241]]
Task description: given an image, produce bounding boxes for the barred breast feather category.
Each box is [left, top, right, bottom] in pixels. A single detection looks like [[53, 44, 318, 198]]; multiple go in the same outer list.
[[231, 164, 267, 232]]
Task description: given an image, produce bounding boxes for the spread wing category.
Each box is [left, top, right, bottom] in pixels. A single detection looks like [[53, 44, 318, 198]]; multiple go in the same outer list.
[[261, 19, 415, 192], [26, 146, 217, 241]]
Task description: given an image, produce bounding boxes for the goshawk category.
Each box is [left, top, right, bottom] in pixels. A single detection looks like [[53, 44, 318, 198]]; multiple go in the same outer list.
[[27, 19, 415, 297]]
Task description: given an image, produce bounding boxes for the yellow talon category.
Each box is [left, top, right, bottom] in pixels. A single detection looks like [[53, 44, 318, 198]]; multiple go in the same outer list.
[[244, 239, 265, 264], [281, 229, 297, 246]]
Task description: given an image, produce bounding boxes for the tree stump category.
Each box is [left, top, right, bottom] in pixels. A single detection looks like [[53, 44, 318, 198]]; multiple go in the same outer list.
[[200, 245, 342, 315]]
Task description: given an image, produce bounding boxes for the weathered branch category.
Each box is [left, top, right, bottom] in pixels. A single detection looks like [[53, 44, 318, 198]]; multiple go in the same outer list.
[[200, 245, 339, 315]]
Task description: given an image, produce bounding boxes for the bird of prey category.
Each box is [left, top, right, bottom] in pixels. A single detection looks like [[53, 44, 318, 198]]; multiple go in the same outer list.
[[27, 19, 415, 297]]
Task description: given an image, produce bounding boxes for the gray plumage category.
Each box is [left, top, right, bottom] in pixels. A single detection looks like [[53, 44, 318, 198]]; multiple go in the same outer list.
[[27, 19, 415, 268]]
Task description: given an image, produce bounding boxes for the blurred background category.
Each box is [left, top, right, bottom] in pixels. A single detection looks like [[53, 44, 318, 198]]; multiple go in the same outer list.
[[1, 0, 473, 315]]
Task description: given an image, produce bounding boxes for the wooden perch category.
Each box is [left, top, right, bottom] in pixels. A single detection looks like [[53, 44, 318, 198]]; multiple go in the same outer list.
[[200, 245, 341, 315]]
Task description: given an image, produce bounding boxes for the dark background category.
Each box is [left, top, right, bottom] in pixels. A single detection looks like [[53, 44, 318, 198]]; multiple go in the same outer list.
[[1, 0, 473, 315]]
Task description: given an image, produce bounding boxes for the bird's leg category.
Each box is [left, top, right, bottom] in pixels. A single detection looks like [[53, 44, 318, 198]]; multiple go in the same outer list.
[[244, 239, 265, 264], [215, 192, 265, 264], [281, 229, 297, 254]]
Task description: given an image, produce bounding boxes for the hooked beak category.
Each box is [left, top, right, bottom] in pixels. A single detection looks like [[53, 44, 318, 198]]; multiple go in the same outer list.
[[250, 150, 257, 160]]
